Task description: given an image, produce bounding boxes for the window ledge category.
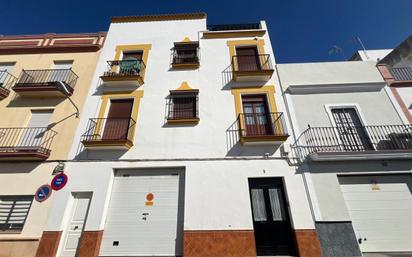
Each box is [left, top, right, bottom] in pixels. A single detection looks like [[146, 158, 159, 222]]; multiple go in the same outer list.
[[167, 118, 200, 125], [171, 63, 200, 69]]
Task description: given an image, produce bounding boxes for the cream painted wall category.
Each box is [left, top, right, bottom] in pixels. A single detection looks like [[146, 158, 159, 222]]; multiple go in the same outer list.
[[0, 162, 57, 239], [0, 50, 101, 160]]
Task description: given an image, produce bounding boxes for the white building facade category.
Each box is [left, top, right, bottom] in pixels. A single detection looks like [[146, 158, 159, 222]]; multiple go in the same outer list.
[[278, 61, 412, 257], [38, 13, 322, 257]]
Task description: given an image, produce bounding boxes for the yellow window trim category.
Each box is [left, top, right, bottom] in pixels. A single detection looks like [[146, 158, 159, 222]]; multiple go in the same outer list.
[[114, 44, 152, 80], [96, 90, 144, 142], [231, 85, 277, 116], [226, 39, 268, 70]]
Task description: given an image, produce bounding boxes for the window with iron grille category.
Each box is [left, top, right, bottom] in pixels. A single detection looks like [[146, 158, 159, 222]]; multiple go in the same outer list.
[[172, 42, 199, 65], [167, 91, 199, 120], [0, 196, 33, 232]]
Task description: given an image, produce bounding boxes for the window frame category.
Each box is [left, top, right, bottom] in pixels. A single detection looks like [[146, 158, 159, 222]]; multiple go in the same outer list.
[[0, 195, 34, 233], [167, 90, 199, 123]]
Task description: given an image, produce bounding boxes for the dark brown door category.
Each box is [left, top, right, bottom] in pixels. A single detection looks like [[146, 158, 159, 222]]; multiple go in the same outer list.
[[102, 99, 134, 140], [236, 47, 261, 71], [242, 95, 272, 136], [249, 178, 296, 256]]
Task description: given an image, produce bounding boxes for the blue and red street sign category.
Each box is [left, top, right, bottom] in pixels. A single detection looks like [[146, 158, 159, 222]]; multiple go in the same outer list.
[[51, 173, 68, 191], [35, 185, 52, 202]]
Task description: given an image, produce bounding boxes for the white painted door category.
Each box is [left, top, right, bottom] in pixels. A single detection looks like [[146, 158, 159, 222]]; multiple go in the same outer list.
[[100, 170, 183, 256], [339, 175, 412, 252], [59, 193, 91, 257]]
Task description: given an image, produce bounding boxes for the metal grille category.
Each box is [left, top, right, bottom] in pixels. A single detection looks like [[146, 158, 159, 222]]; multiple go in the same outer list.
[[14, 69, 78, 92], [103, 60, 146, 78], [81, 118, 136, 142], [390, 67, 412, 81], [0, 196, 33, 232], [237, 112, 288, 137], [292, 124, 412, 162], [232, 54, 273, 72], [167, 95, 198, 120], [0, 127, 57, 155]]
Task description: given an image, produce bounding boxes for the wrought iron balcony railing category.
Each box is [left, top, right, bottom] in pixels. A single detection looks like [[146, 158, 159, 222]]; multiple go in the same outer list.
[[103, 59, 146, 78], [390, 66, 412, 82], [237, 112, 288, 138], [172, 54, 199, 65], [0, 127, 57, 158], [81, 118, 136, 145], [292, 125, 412, 161], [0, 70, 17, 99], [14, 69, 78, 94], [232, 54, 273, 72]]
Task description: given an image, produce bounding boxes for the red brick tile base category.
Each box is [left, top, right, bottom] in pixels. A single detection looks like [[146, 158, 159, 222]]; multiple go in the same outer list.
[[295, 229, 323, 257], [183, 230, 256, 257], [76, 230, 104, 257], [34, 231, 62, 257]]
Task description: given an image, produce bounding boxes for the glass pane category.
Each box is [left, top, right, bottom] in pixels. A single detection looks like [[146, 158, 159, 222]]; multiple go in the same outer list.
[[268, 188, 285, 221], [251, 189, 267, 222]]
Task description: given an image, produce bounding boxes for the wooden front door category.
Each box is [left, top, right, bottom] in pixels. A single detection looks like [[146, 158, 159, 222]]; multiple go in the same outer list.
[[102, 99, 134, 140], [249, 178, 296, 256], [242, 95, 272, 136], [331, 108, 373, 151], [236, 46, 261, 71]]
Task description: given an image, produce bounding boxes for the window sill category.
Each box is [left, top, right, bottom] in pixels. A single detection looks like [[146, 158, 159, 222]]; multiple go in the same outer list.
[[171, 63, 200, 69], [167, 118, 200, 125]]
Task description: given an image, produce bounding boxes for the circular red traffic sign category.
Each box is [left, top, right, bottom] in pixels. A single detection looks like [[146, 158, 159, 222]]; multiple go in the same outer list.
[[51, 173, 68, 191]]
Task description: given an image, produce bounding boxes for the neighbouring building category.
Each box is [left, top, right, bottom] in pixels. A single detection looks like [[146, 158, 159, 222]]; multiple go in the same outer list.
[[376, 35, 412, 124], [0, 32, 105, 257], [38, 13, 322, 257], [278, 61, 412, 257]]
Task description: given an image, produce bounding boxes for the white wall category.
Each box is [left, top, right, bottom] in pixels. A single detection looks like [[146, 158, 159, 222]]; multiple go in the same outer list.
[[46, 159, 315, 232], [68, 18, 291, 160]]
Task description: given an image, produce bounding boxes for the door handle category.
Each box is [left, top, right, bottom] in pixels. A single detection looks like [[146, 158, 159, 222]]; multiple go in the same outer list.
[[73, 225, 79, 230]]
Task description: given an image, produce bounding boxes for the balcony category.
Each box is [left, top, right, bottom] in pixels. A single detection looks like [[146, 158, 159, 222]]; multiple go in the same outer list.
[[81, 118, 136, 149], [389, 66, 412, 86], [13, 69, 78, 97], [0, 70, 17, 100], [100, 60, 145, 87], [236, 112, 289, 145], [231, 54, 274, 82], [292, 125, 412, 162], [0, 127, 57, 161]]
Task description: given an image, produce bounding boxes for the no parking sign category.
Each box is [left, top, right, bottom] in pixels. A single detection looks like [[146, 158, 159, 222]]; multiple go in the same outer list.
[[51, 173, 68, 191], [35, 185, 52, 202]]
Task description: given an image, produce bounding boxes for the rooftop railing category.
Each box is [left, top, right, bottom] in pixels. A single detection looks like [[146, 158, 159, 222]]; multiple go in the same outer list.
[[207, 23, 261, 31]]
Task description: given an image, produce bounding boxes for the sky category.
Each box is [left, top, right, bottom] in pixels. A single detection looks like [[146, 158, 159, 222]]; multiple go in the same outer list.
[[1, 0, 411, 63]]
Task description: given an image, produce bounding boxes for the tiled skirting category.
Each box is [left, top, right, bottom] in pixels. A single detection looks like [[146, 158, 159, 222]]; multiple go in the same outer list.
[[295, 229, 323, 257], [35, 231, 62, 257], [76, 230, 104, 257], [183, 230, 257, 257]]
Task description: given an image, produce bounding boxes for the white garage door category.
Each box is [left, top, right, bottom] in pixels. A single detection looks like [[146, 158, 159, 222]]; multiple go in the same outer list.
[[100, 169, 184, 256], [339, 175, 412, 252]]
